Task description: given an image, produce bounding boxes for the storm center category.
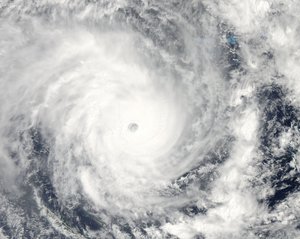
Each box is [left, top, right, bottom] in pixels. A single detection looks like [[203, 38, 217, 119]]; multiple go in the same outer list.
[[128, 123, 139, 132]]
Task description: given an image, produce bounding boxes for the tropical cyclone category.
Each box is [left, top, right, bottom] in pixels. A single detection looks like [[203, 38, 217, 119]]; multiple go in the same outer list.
[[0, 1, 299, 239]]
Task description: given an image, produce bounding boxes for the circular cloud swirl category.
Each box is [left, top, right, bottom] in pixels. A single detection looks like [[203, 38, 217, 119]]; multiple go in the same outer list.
[[0, 14, 226, 220]]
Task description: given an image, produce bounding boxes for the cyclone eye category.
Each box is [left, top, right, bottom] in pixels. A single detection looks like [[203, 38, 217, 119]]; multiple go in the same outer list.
[[128, 122, 139, 132]]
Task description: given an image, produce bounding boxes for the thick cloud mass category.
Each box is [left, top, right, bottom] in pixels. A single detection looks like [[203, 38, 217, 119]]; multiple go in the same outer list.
[[0, 1, 300, 239]]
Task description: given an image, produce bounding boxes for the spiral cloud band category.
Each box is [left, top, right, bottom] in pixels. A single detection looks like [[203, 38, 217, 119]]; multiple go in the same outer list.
[[0, 1, 300, 239]]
